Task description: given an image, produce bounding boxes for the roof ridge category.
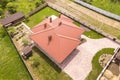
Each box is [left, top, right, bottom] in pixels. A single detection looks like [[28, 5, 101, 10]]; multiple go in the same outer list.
[[56, 34, 80, 42]]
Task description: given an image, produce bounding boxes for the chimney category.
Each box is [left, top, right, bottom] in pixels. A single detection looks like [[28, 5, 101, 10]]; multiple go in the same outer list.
[[59, 14, 61, 18], [50, 17, 52, 23], [44, 23, 47, 29], [48, 35, 52, 42], [58, 22, 62, 26]]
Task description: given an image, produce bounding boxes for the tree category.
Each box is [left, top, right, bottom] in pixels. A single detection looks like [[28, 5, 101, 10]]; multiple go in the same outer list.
[[6, 2, 17, 14], [0, 0, 12, 8], [35, 1, 42, 7]]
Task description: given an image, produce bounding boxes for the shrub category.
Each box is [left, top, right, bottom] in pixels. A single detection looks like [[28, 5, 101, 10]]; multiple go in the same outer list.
[[31, 60, 40, 68], [22, 39, 29, 46]]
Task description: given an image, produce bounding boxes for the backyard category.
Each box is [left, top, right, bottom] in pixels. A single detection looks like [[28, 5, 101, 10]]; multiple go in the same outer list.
[[0, 26, 32, 80], [86, 48, 115, 80]]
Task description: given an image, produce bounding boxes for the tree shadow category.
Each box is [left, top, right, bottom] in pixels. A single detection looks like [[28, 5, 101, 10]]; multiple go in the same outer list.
[[32, 46, 61, 73]]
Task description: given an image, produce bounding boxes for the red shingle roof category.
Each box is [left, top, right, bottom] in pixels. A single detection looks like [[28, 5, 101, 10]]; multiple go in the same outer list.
[[30, 14, 84, 64]]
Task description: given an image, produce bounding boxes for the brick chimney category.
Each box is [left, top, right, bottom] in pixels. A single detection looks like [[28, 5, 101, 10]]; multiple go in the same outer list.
[[44, 23, 47, 29], [50, 17, 52, 23], [48, 35, 52, 42], [58, 22, 62, 26]]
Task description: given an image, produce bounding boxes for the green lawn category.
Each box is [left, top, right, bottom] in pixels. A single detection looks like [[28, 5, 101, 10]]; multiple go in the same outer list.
[[83, 0, 120, 16], [85, 48, 114, 80], [0, 27, 32, 80], [84, 30, 104, 39], [27, 47, 72, 80], [25, 7, 59, 28]]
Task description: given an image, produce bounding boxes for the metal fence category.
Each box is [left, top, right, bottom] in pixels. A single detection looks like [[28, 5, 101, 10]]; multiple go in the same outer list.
[[74, 0, 120, 21]]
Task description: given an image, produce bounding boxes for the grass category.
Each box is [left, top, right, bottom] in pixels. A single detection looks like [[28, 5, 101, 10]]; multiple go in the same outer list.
[[84, 30, 104, 39], [0, 27, 31, 80], [85, 48, 115, 80], [26, 47, 72, 80], [25, 7, 59, 28], [73, 21, 81, 26]]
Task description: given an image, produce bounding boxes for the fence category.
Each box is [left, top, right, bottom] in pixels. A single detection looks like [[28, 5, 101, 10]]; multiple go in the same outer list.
[[74, 0, 120, 21], [47, 2, 120, 45]]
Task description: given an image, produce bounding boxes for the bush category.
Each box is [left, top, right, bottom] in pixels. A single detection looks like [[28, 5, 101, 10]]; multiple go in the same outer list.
[[22, 39, 29, 46], [31, 60, 40, 68]]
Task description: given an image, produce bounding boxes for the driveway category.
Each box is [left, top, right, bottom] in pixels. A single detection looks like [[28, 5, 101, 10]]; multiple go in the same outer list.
[[63, 35, 120, 80]]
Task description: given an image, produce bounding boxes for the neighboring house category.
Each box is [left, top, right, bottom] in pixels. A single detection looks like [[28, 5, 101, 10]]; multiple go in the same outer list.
[[30, 14, 84, 68], [0, 12, 25, 27]]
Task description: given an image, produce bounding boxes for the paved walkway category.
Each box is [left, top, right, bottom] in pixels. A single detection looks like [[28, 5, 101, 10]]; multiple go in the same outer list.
[[63, 35, 120, 80]]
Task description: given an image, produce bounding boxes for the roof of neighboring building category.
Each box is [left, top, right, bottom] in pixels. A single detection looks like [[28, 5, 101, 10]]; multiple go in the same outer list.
[[30, 14, 84, 64], [0, 12, 24, 25]]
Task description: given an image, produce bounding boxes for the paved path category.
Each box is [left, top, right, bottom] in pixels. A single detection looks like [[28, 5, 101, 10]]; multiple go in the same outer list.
[[63, 35, 120, 80]]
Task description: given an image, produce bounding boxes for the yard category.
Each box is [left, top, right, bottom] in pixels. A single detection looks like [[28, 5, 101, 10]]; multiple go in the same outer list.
[[0, 26, 31, 80], [85, 48, 115, 80]]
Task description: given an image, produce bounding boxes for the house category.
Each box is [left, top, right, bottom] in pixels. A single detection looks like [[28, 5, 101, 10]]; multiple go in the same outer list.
[[0, 12, 25, 27], [30, 14, 84, 68]]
